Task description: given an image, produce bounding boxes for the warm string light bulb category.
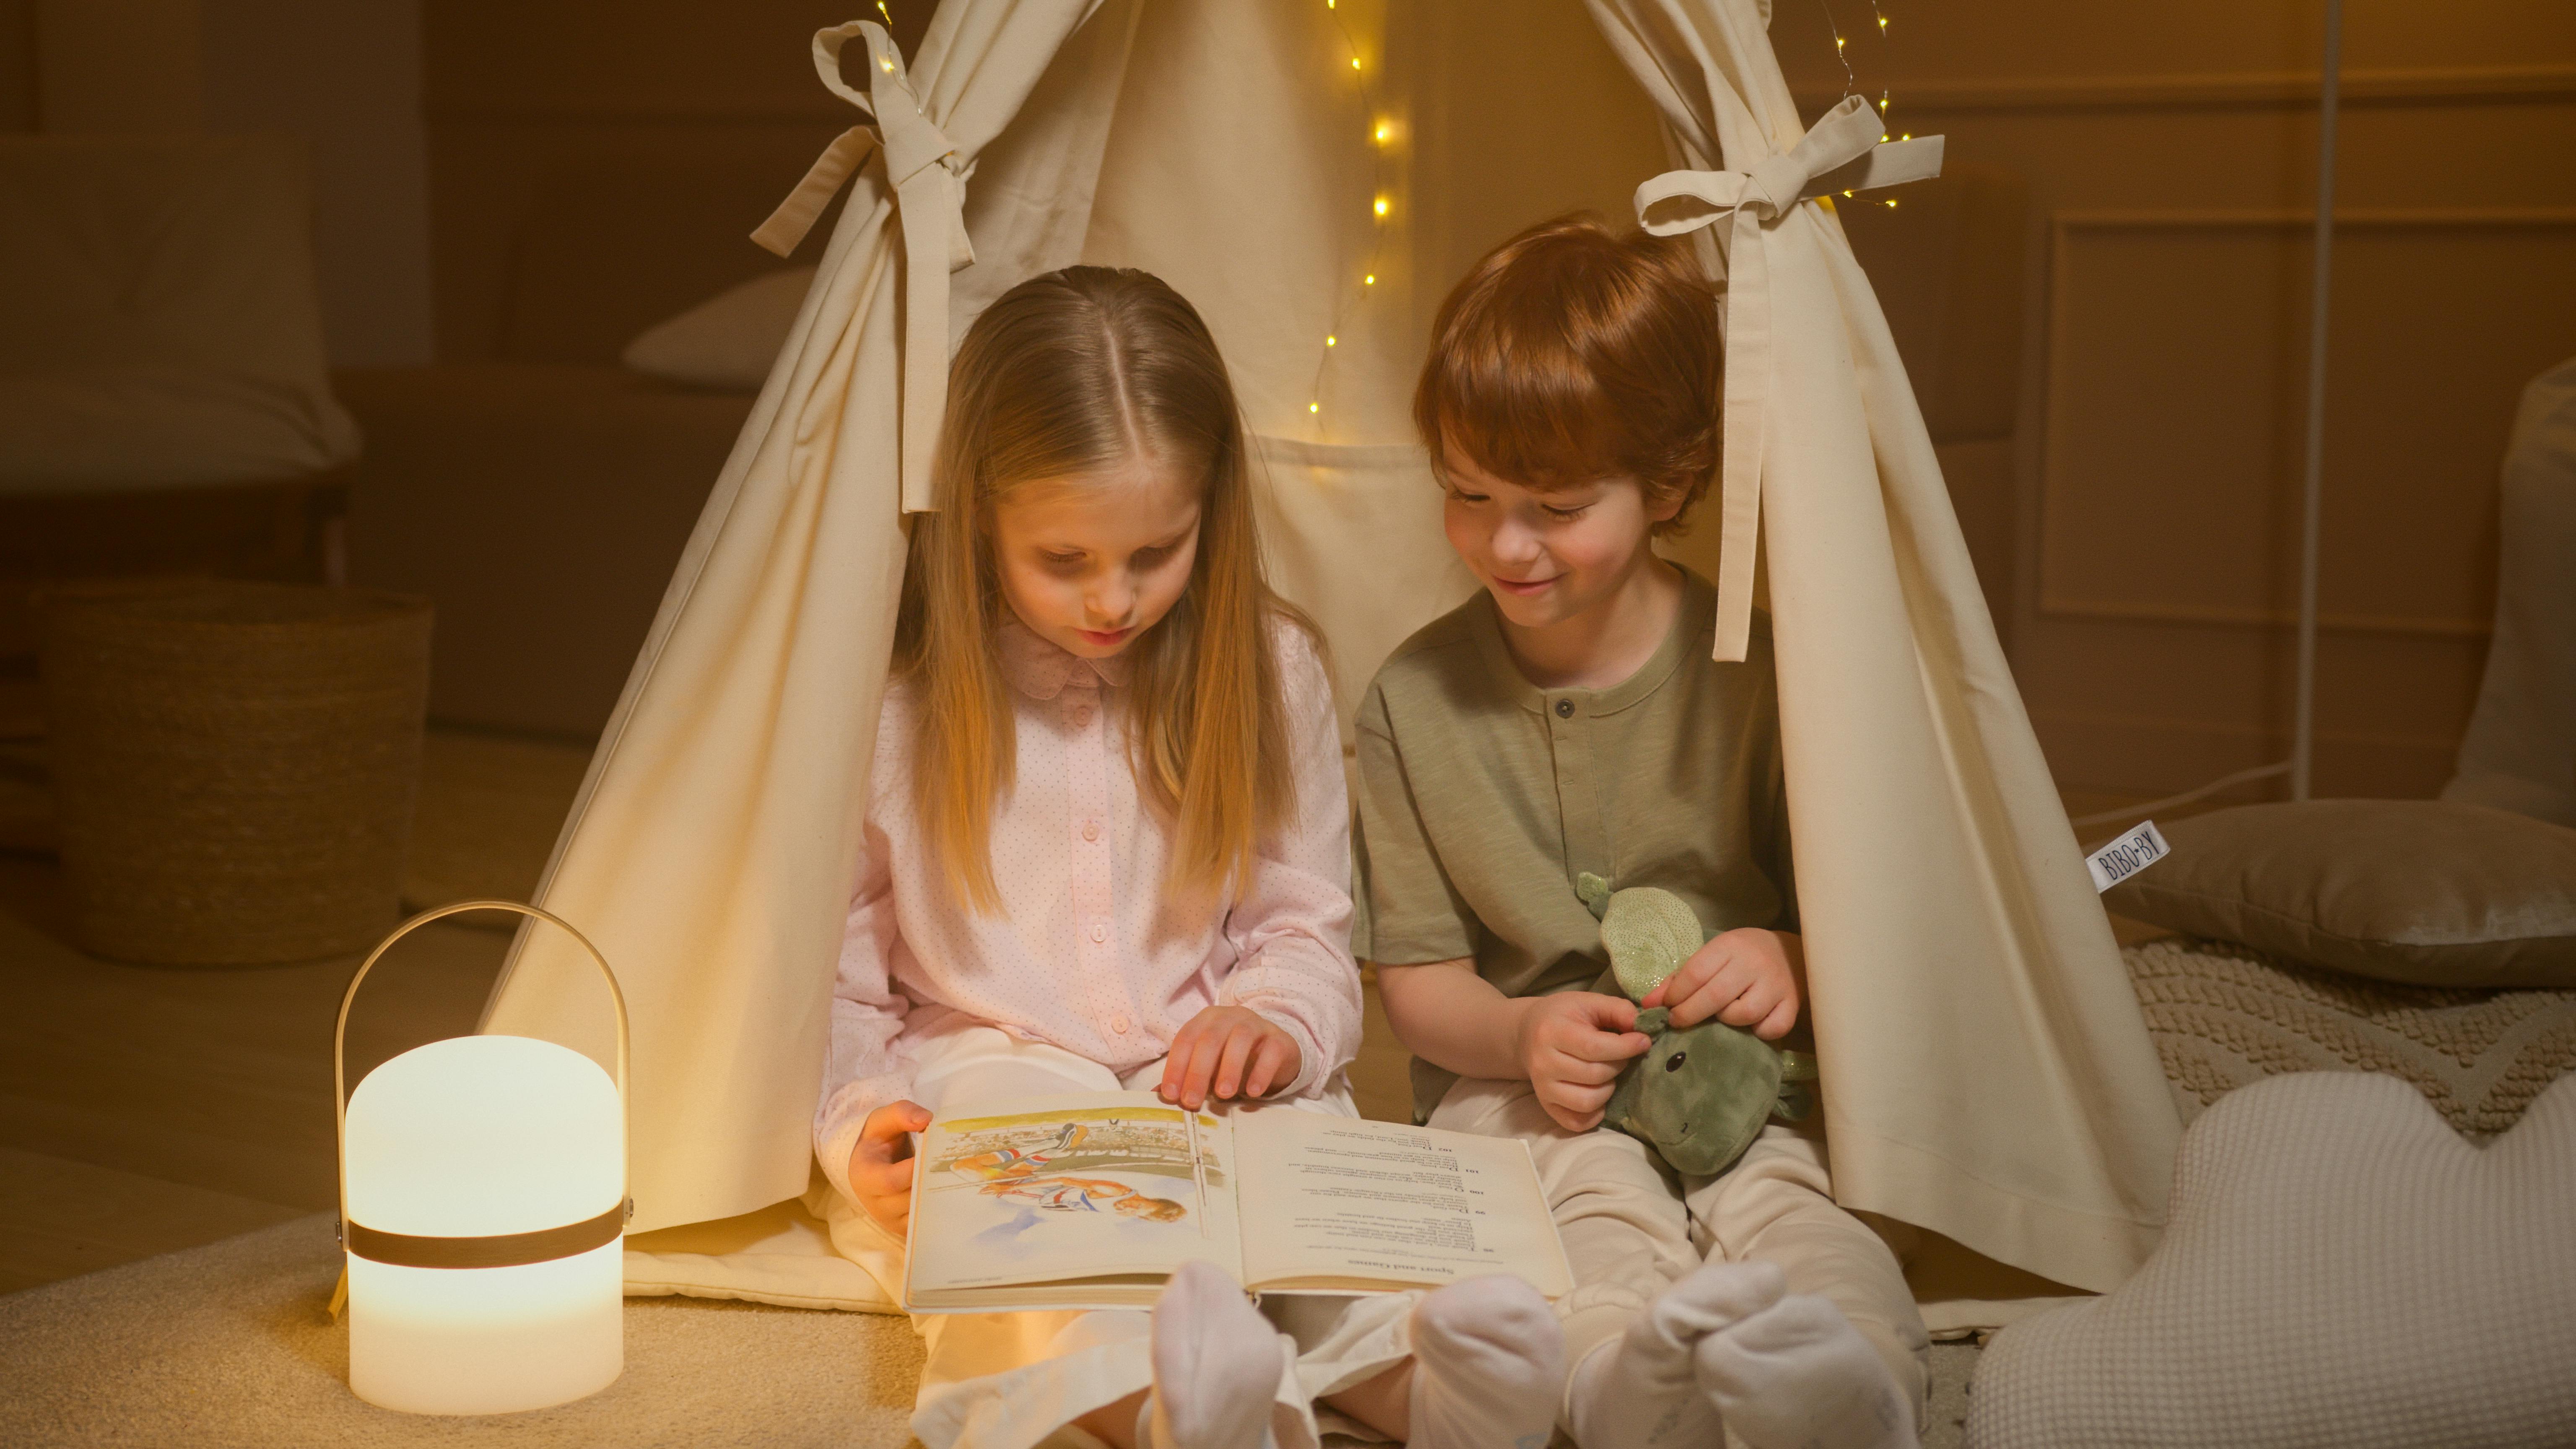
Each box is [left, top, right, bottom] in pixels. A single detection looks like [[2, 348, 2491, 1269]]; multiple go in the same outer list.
[[1313, 0, 1394, 437]]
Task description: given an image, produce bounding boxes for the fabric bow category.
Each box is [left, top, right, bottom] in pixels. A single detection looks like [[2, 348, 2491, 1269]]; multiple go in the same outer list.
[[1633, 93, 1943, 661], [753, 21, 977, 514]]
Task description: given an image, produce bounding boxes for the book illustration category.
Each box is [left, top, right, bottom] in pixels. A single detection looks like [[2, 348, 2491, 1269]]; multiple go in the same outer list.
[[925, 1106, 1217, 1255], [904, 1090, 1571, 1311]]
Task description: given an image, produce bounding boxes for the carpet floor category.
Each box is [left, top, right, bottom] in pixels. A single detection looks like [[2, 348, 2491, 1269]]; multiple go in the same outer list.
[[0, 1209, 1981, 1448], [0, 1214, 927, 1448]]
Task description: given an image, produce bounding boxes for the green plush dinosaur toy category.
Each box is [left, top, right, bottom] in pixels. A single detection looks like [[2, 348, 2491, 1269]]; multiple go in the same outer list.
[[1578, 873, 1819, 1178]]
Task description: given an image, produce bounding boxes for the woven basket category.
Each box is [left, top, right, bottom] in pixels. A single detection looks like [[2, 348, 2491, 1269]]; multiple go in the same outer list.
[[40, 581, 433, 965]]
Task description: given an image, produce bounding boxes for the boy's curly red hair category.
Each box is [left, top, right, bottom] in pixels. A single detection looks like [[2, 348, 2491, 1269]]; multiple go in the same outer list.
[[1413, 214, 1722, 536]]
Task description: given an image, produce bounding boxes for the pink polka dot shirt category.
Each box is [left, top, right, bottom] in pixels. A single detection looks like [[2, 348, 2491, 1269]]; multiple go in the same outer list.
[[813, 617, 1363, 1202]]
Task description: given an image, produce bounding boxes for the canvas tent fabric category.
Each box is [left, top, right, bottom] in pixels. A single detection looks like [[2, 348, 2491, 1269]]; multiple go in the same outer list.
[[487, 0, 2181, 1306]]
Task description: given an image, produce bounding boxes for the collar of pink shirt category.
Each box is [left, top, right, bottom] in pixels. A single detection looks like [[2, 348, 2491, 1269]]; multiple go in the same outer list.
[[997, 618, 1135, 699]]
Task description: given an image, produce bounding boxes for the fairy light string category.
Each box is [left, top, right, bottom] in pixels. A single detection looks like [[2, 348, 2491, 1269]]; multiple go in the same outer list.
[[1307, 0, 1395, 429], [1817, 0, 1905, 207], [1304, 0, 1911, 425]]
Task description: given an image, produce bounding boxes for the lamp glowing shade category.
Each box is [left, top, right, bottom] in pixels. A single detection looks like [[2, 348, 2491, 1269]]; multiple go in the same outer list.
[[343, 1034, 623, 1415]]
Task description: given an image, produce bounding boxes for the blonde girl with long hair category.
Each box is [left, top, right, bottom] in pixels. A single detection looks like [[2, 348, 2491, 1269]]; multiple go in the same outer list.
[[810, 267, 1564, 1449]]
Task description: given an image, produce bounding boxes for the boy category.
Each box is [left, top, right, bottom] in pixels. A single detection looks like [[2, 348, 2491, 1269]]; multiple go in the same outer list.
[[1354, 216, 1929, 1449]]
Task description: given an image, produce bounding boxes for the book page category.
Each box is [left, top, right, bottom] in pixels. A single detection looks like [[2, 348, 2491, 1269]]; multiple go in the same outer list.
[[1232, 1109, 1572, 1297], [906, 1091, 1240, 1307]]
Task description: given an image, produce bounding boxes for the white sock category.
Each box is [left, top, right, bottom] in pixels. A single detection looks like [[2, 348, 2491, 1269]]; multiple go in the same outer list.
[[1567, 1259, 1786, 1448], [1405, 1275, 1564, 1449], [1694, 1288, 1916, 1449], [1140, 1260, 1283, 1449]]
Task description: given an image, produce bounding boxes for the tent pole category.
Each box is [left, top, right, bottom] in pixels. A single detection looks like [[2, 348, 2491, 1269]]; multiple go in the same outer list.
[[2291, 0, 2343, 802]]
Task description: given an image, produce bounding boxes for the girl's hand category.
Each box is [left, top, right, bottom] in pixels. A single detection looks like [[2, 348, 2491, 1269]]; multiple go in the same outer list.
[[1158, 1006, 1301, 1109], [849, 1100, 932, 1240], [1642, 928, 1804, 1040], [1514, 992, 1653, 1132]]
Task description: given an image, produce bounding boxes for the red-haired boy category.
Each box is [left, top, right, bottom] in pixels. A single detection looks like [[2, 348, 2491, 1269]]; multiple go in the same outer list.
[[1355, 216, 1929, 1449]]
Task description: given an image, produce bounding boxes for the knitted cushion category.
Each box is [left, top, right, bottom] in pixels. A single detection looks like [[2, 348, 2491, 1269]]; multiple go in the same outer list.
[[2127, 938, 2576, 1139], [1964, 1071, 2576, 1449]]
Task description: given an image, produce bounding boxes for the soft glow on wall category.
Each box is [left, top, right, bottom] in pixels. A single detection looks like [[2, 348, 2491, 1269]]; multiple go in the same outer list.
[[333, 901, 631, 1416]]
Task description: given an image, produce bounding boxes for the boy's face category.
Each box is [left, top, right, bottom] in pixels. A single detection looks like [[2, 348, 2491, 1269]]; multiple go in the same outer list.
[[1439, 451, 1678, 632]]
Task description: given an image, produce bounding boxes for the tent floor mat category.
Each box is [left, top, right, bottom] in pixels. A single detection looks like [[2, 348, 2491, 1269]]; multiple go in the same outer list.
[[0, 1211, 1982, 1447]]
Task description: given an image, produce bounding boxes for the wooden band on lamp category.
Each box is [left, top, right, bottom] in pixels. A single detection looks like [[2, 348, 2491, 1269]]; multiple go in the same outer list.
[[327, 900, 631, 1319], [344, 1202, 629, 1270]]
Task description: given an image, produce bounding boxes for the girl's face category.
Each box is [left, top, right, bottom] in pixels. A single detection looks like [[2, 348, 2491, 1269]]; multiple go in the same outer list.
[[1439, 451, 1678, 632], [990, 452, 1203, 660]]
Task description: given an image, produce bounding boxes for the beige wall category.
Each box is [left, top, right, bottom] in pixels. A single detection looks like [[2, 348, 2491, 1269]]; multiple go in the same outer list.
[[419, 0, 877, 362], [15, 0, 435, 367], [1770, 0, 2576, 801]]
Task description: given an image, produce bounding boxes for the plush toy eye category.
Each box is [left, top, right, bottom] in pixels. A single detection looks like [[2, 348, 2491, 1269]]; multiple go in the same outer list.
[[1665, 1052, 1687, 1072]]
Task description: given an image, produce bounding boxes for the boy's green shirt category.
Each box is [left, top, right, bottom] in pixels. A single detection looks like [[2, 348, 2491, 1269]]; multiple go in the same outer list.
[[1351, 565, 1798, 1123]]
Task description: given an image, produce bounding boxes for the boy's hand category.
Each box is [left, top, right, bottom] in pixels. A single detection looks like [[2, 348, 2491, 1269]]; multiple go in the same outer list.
[[1643, 928, 1804, 1040], [849, 1100, 931, 1240], [1159, 1005, 1301, 1109], [1514, 992, 1654, 1132]]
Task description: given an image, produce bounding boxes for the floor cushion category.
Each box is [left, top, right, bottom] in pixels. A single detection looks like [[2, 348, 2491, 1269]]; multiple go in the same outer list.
[[2103, 800, 2576, 990], [1964, 1071, 2576, 1449]]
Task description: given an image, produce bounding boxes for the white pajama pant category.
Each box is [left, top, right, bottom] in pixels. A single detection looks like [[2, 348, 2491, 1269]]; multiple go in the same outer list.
[[823, 1024, 1426, 1449], [1425, 1075, 1932, 1436]]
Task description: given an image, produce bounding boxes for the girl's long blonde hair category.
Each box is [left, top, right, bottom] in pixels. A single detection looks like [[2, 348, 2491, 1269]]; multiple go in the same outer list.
[[894, 265, 1309, 912]]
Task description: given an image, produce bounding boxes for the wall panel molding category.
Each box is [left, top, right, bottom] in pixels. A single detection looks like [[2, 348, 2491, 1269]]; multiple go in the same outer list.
[[2038, 205, 2576, 639], [1797, 63, 2576, 116]]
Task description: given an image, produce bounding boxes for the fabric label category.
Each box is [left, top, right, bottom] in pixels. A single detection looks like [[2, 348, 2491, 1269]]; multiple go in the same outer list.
[[2085, 820, 2170, 893]]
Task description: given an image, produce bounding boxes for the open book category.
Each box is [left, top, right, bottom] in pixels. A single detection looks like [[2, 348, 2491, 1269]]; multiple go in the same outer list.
[[904, 1090, 1573, 1312]]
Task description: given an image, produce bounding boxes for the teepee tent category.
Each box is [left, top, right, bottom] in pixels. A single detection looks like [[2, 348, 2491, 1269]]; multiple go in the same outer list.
[[483, 0, 2181, 1310]]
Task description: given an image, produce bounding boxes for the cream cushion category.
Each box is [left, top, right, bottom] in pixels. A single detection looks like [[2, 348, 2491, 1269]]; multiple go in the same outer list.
[[1964, 1071, 2576, 1448], [621, 266, 816, 392]]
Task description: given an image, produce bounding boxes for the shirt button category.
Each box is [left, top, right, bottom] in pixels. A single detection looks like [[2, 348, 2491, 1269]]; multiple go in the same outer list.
[[1090, 922, 1108, 944], [1082, 820, 1101, 842], [1554, 698, 1575, 718], [1071, 704, 1093, 726], [1111, 1015, 1132, 1034]]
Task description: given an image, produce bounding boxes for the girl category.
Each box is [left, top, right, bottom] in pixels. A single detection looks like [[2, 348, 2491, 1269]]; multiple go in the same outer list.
[[811, 266, 1566, 1449]]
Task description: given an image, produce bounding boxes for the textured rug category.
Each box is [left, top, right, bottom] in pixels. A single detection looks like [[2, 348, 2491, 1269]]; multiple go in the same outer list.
[[0, 1208, 1981, 1449], [2127, 938, 2576, 1139], [0, 1215, 925, 1448]]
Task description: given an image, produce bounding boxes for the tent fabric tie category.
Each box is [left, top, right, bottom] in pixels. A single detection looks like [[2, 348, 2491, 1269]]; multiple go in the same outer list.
[[1633, 93, 1942, 661], [753, 19, 978, 514]]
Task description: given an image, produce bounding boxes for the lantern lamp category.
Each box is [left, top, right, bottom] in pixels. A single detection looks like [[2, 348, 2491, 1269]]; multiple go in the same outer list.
[[328, 900, 631, 1415]]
